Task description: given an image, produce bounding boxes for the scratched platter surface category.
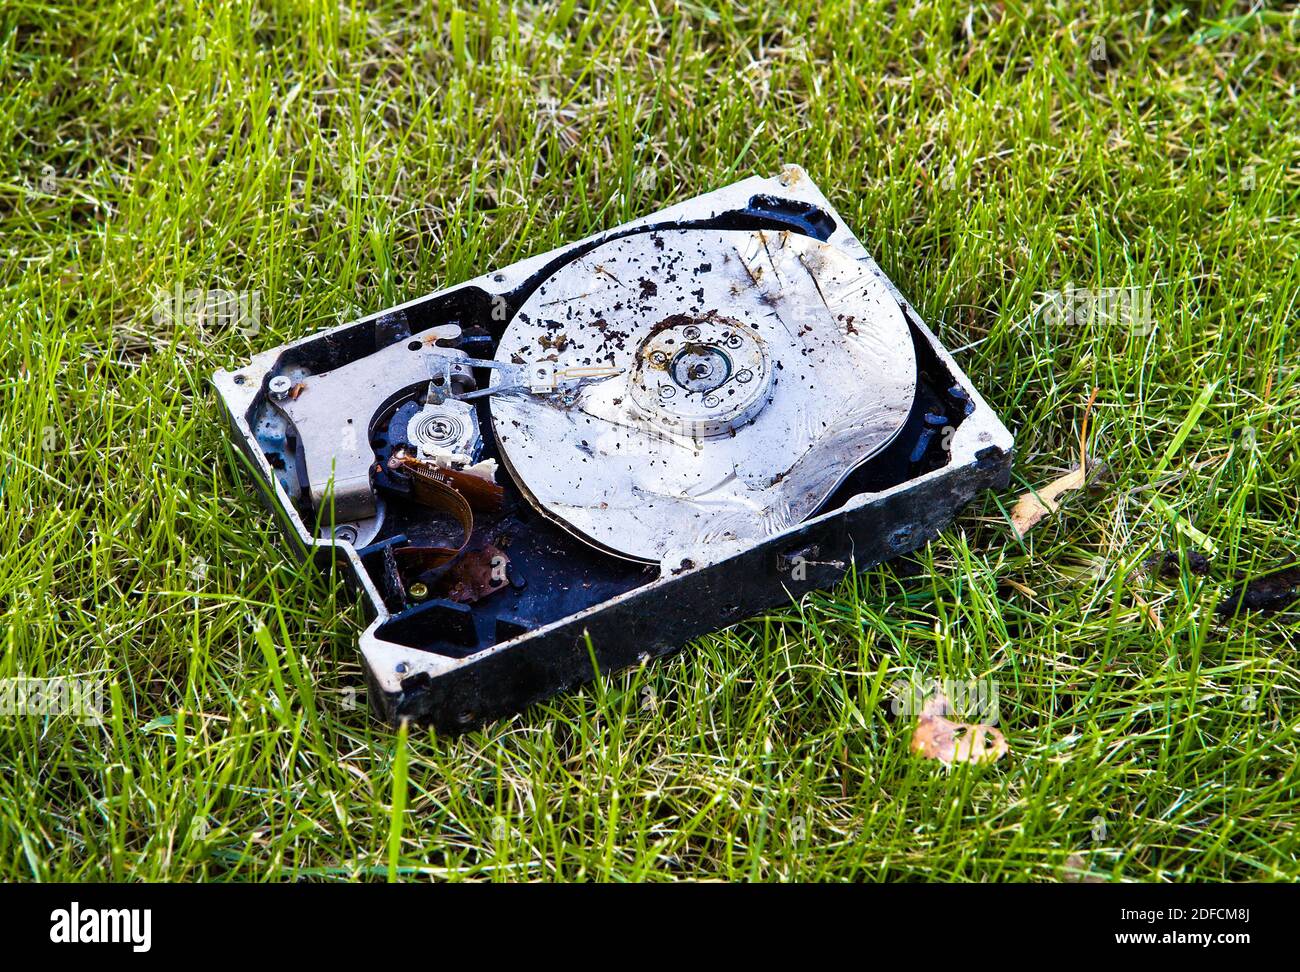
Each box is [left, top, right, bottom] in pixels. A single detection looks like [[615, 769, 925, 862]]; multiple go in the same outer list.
[[490, 228, 918, 567]]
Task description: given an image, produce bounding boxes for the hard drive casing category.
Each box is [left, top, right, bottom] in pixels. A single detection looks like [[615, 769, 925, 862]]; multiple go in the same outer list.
[[212, 167, 1014, 731]]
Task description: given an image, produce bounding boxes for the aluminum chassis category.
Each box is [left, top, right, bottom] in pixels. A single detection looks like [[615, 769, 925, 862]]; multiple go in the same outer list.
[[212, 166, 1014, 732]]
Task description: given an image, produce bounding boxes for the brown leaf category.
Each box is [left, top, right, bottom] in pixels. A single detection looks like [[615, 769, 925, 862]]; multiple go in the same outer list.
[[1061, 852, 1105, 883], [910, 693, 1008, 765], [1008, 466, 1088, 538], [1010, 388, 1102, 538]]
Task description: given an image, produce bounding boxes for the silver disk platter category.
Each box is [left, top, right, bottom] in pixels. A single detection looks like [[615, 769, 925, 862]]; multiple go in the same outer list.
[[213, 168, 1013, 731]]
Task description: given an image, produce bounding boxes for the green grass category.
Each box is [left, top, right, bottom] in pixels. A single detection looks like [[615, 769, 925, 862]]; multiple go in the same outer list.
[[2, 0, 1298, 881]]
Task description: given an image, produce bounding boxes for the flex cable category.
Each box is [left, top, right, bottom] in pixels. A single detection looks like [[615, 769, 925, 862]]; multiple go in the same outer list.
[[385, 455, 476, 572], [387, 452, 503, 513]]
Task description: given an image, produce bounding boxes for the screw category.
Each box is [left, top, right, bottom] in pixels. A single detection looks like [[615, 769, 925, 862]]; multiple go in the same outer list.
[[658, 385, 676, 399], [408, 582, 429, 600], [736, 369, 753, 383], [682, 325, 701, 340], [726, 334, 743, 348], [650, 350, 668, 366], [268, 375, 293, 401], [703, 395, 720, 408]]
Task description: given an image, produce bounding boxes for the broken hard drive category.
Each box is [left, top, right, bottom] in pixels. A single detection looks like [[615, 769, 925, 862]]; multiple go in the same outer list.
[[213, 167, 1014, 731]]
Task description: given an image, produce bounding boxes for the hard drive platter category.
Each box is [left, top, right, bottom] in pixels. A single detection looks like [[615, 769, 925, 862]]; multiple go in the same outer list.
[[491, 227, 918, 566]]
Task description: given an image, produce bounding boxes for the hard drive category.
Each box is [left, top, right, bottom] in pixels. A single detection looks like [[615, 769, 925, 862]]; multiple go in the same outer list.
[[213, 167, 1014, 731]]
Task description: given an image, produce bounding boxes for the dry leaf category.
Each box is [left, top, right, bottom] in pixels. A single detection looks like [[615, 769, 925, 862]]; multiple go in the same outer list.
[[1010, 388, 1101, 538], [1008, 466, 1088, 537], [910, 694, 1008, 765], [1061, 852, 1105, 883], [1003, 578, 1039, 599], [1131, 589, 1164, 632]]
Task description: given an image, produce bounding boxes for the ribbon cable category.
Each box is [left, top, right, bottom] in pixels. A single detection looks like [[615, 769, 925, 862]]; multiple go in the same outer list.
[[387, 454, 502, 574]]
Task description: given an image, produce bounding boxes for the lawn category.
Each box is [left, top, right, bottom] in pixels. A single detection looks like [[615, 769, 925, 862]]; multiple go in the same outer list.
[[1, 0, 1297, 881]]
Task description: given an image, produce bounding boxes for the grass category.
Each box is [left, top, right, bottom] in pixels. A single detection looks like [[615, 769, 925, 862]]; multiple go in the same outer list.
[[1, 0, 1298, 882]]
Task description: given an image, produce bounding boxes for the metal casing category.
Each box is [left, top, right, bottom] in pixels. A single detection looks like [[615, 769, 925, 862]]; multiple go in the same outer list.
[[213, 167, 1013, 731]]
